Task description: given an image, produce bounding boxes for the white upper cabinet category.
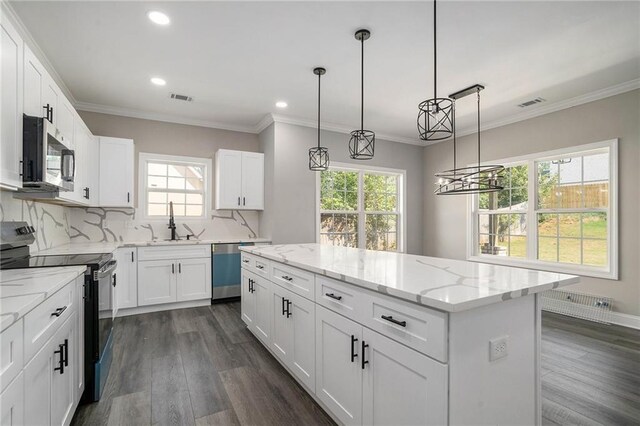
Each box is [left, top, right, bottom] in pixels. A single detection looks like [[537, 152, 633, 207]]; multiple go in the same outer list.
[[99, 136, 134, 207], [22, 46, 45, 119], [56, 95, 75, 146], [215, 149, 264, 210], [0, 17, 23, 189]]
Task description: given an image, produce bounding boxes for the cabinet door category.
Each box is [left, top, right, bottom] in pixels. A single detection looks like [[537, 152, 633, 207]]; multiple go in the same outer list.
[[42, 75, 59, 127], [271, 284, 292, 364], [1, 18, 23, 189], [252, 275, 271, 345], [215, 150, 242, 209], [362, 328, 447, 426], [51, 313, 76, 426], [57, 96, 75, 146], [76, 277, 85, 401], [86, 134, 100, 204], [99, 137, 134, 207], [0, 372, 24, 426], [316, 306, 363, 425], [289, 291, 315, 391], [241, 272, 255, 327], [24, 329, 54, 426], [23, 46, 45, 118], [116, 248, 138, 309], [240, 152, 264, 210], [137, 260, 177, 306], [176, 257, 212, 302]]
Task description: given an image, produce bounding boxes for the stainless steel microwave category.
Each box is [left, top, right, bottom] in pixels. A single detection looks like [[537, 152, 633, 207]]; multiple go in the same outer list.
[[22, 114, 75, 192]]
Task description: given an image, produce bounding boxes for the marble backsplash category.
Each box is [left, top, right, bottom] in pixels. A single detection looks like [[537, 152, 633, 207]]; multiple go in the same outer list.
[[68, 207, 259, 243], [0, 191, 71, 250]]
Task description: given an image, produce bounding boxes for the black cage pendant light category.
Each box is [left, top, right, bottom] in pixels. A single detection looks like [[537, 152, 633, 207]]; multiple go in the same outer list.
[[349, 29, 375, 160], [309, 67, 329, 171], [434, 85, 504, 195], [417, 0, 454, 141]]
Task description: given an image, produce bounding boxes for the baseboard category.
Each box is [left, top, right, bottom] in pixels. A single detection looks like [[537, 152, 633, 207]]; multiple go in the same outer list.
[[115, 299, 211, 317], [610, 312, 640, 330]]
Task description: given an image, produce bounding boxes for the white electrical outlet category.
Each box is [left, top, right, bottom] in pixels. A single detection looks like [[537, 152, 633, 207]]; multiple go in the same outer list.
[[489, 336, 509, 361]]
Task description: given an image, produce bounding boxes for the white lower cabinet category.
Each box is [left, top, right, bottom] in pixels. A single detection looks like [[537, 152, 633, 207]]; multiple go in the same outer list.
[[115, 248, 138, 310], [0, 372, 24, 426], [137, 260, 176, 306], [241, 272, 256, 327], [177, 258, 211, 301]]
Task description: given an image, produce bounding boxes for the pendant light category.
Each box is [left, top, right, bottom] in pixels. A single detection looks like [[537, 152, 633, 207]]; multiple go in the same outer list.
[[349, 29, 375, 160], [309, 67, 329, 171], [417, 0, 454, 141], [434, 84, 504, 195]]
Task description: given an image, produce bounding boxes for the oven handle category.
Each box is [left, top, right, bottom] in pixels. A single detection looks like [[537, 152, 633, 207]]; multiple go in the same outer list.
[[96, 260, 117, 279]]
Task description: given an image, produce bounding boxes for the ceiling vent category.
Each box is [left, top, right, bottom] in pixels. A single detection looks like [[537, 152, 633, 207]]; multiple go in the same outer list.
[[517, 97, 545, 108], [170, 93, 193, 102]]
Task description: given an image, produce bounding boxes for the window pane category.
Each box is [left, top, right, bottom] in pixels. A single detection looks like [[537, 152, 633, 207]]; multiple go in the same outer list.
[[509, 236, 527, 258], [558, 157, 582, 185], [583, 239, 607, 267], [186, 177, 204, 191], [148, 192, 167, 203], [557, 213, 581, 238], [583, 153, 608, 182], [148, 163, 167, 176], [582, 212, 607, 239], [185, 205, 203, 216], [186, 193, 203, 204], [167, 193, 185, 204], [558, 238, 581, 264], [538, 237, 557, 262], [366, 214, 398, 251], [538, 214, 557, 237], [583, 182, 609, 208], [168, 177, 185, 190], [168, 164, 186, 177], [148, 176, 167, 189], [537, 161, 558, 209], [479, 234, 506, 256], [172, 204, 186, 216], [320, 213, 358, 248], [148, 203, 167, 216]]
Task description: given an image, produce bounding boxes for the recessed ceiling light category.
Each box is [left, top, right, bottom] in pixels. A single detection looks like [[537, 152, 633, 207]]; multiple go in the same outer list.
[[150, 77, 166, 86], [147, 11, 170, 26], [275, 101, 288, 108]]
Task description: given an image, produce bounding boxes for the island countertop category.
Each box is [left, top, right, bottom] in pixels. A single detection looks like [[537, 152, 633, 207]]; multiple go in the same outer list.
[[239, 243, 580, 313], [0, 266, 87, 332]]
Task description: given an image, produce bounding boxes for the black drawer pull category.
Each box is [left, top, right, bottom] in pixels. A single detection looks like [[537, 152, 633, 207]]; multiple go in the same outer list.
[[281, 297, 286, 316], [249, 279, 254, 293], [63, 338, 69, 367], [242, 259, 250, 263], [286, 300, 292, 318], [361, 340, 369, 369], [281, 275, 293, 281], [51, 306, 67, 317], [54, 344, 65, 374], [256, 265, 264, 270], [350, 335, 358, 362], [381, 315, 407, 327], [325, 293, 342, 301]]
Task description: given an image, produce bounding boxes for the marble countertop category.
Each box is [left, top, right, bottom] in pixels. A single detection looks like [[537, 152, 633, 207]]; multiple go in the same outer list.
[[240, 243, 580, 313], [0, 266, 87, 332], [35, 238, 272, 255]]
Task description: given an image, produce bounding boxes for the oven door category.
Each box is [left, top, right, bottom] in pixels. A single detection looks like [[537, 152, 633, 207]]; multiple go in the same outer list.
[[96, 260, 117, 356]]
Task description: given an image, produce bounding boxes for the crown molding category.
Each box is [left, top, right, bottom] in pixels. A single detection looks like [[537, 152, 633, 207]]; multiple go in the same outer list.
[[453, 78, 640, 138], [2, 2, 77, 105], [75, 101, 258, 134]]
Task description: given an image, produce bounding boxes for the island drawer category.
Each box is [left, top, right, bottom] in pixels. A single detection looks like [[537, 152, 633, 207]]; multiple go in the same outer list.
[[315, 276, 366, 321], [24, 280, 76, 363], [0, 319, 23, 394], [270, 263, 314, 300], [138, 245, 211, 261], [363, 292, 448, 362], [241, 253, 270, 277]]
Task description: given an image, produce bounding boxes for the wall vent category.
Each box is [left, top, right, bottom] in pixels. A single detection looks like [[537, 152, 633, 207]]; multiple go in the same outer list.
[[517, 97, 545, 108], [541, 289, 612, 324], [170, 93, 193, 102]]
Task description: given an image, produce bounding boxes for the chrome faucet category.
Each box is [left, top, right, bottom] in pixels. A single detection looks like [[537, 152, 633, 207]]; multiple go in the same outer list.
[[168, 201, 177, 241]]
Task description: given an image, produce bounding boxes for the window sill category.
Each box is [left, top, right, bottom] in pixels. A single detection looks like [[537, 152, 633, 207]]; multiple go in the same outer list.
[[467, 255, 618, 280]]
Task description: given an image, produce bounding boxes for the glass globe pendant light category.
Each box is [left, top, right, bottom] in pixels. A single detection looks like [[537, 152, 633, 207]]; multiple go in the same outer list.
[[349, 29, 375, 160], [417, 0, 454, 141], [309, 67, 329, 171]]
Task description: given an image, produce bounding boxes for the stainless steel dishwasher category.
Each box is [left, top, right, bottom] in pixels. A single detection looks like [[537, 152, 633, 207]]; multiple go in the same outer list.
[[211, 242, 254, 302]]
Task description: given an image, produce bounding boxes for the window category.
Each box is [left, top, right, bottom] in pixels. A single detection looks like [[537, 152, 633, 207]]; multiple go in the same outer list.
[[139, 153, 211, 219], [470, 140, 617, 279], [317, 164, 405, 252]]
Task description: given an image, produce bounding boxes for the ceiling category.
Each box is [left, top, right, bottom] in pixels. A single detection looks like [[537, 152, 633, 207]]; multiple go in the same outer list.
[[10, 1, 640, 143]]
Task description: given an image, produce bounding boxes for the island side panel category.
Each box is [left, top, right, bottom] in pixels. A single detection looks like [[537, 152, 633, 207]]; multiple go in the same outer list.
[[448, 295, 538, 425]]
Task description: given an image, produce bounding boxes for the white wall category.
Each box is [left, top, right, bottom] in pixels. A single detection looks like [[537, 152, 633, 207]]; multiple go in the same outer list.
[[423, 90, 640, 316], [260, 121, 424, 254]]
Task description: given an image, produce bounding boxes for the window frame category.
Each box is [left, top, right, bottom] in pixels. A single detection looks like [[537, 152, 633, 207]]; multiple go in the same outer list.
[[467, 139, 618, 280], [138, 152, 212, 221], [315, 162, 407, 253]]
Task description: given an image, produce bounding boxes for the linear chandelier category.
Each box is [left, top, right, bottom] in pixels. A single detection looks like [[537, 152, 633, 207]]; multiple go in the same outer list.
[[434, 84, 504, 195], [349, 29, 375, 160], [417, 0, 454, 141], [309, 67, 329, 171]]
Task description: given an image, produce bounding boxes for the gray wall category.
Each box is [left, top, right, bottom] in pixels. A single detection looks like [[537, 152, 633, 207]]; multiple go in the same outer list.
[[78, 111, 260, 207], [261, 122, 424, 254], [423, 90, 640, 316]]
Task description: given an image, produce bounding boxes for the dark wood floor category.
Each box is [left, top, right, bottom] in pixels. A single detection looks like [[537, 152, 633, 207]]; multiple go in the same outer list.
[[73, 304, 640, 426]]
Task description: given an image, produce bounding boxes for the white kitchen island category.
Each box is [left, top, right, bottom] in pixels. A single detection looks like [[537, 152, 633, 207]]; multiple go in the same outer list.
[[239, 243, 579, 426]]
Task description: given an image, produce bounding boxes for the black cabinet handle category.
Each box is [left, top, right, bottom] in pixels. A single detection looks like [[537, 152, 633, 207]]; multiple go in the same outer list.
[[286, 300, 292, 318], [281, 297, 286, 316], [131, 251, 134, 262], [127, 192, 130, 203], [325, 293, 342, 301], [172, 263, 175, 274], [281, 275, 293, 281], [51, 306, 67, 317], [113, 273, 117, 287], [381, 315, 407, 327], [361, 340, 369, 369], [243, 197, 246, 206], [63, 338, 69, 367], [242, 259, 249, 264], [54, 344, 65, 374], [179, 263, 182, 274], [256, 265, 264, 270], [43, 104, 53, 123], [249, 278, 254, 293], [238, 197, 241, 206], [350, 335, 358, 362]]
